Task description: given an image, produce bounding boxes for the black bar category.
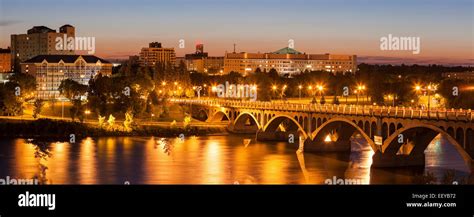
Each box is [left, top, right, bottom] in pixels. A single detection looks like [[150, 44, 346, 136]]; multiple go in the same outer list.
[[0, 185, 472, 217]]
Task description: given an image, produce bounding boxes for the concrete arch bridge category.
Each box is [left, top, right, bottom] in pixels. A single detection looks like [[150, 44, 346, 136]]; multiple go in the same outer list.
[[172, 99, 473, 168]]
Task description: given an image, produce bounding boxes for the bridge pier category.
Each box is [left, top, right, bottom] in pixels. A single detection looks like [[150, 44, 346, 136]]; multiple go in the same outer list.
[[371, 151, 425, 168], [256, 130, 294, 141], [304, 140, 351, 152], [228, 124, 258, 134]]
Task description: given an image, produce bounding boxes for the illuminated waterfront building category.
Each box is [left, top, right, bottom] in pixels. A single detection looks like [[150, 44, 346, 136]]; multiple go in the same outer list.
[[224, 47, 357, 76], [21, 55, 112, 99]]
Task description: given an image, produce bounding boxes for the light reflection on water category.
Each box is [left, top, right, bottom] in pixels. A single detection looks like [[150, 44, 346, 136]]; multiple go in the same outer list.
[[0, 134, 470, 184]]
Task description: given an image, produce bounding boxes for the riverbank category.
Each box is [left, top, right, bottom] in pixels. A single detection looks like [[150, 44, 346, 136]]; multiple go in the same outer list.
[[0, 118, 227, 140]]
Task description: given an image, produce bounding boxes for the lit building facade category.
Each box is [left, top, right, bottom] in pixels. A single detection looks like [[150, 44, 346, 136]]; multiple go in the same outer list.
[[224, 47, 357, 76], [0, 48, 11, 73], [185, 44, 224, 74], [139, 42, 176, 67], [11, 25, 75, 72], [21, 55, 112, 99]]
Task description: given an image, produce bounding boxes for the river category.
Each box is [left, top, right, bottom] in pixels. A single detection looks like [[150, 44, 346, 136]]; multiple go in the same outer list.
[[0, 134, 470, 184]]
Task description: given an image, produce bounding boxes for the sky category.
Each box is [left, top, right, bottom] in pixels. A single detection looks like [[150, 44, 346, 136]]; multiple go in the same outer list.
[[0, 0, 473, 65]]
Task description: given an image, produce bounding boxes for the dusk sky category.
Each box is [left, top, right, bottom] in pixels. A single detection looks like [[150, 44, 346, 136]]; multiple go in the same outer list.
[[0, 0, 472, 65]]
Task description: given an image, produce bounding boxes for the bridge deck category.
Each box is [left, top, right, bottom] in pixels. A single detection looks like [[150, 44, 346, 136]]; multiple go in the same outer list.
[[172, 99, 473, 122]]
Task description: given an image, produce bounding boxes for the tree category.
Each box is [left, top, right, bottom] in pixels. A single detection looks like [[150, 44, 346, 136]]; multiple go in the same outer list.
[[268, 68, 279, 81], [33, 99, 44, 119], [123, 111, 134, 132], [69, 99, 84, 122], [320, 95, 326, 105], [58, 79, 87, 100], [8, 73, 36, 101], [0, 85, 22, 116]]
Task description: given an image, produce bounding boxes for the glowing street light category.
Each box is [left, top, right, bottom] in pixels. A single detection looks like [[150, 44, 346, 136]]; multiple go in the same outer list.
[[415, 85, 421, 91], [84, 109, 91, 122], [413, 83, 437, 110], [308, 85, 317, 103], [387, 94, 395, 106], [355, 83, 366, 105]]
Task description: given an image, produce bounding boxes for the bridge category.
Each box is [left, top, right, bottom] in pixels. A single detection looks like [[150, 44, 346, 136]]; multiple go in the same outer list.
[[171, 98, 474, 168]]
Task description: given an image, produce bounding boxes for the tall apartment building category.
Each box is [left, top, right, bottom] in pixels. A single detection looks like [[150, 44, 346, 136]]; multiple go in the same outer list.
[[139, 42, 176, 67], [224, 47, 357, 76], [21, 55, 112, 99], [0, 48, 11, 73], [11, 25, 75, 72], [185, 44, 224, 74]]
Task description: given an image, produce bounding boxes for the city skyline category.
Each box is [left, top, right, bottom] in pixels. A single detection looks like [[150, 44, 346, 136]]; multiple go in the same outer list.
[[0, 0, 473, 65]]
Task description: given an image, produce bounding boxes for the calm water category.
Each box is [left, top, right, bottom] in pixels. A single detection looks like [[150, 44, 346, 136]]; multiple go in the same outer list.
[[0, 135, 470, 184]]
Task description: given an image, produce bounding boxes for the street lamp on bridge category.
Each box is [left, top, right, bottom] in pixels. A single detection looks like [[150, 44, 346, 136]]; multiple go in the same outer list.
[[414, 83, 437, 110], [355, 83, 366, 105], [308, 85, 317, 103]]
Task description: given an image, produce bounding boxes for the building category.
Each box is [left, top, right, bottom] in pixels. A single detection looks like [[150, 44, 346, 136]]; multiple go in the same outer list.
[[21, 55, 112, 99], [0, 48, 11, 73], [128, 55, 140, 65], [175, 56, 185, 68], [442, 71, 474, 80], [184, 44, 224, 74], [11, 25, 75, 72], [224, 47, 357, 76], [139, 42, 176, 67]]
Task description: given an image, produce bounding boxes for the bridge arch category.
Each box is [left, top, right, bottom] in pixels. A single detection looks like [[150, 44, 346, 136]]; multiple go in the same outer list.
[[262, 115, 308, 140], [310, 118, 377, 151], [381, 124, 472, 164], [193, 108, 209, 121], [467, 128, 474, 156], [364, 121, 370, 136], [233, 112, 261, 130], [389, 123, 396, 135], [370, 122, 377, 138], [207, 111, 229, 122]]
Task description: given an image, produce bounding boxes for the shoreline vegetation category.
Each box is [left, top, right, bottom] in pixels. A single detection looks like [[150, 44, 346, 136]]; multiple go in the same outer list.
[[0, 118, 227, 141]]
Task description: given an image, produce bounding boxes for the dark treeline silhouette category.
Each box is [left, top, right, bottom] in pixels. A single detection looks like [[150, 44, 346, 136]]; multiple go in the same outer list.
[[189, 63, 473, 108]]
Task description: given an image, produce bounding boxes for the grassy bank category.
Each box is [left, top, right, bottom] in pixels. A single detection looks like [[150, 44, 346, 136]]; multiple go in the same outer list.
[[0, 118, 226, 140]]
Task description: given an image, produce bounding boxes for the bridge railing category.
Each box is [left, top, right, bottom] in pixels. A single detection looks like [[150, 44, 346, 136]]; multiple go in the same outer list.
[[170, 98, 473, 122]]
